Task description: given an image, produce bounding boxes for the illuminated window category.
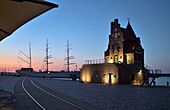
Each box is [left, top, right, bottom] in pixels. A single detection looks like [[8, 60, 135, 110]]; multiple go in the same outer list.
[[106, 57, 110, 63], [114, 55, 118, 63], [127, 55, 132, 64]]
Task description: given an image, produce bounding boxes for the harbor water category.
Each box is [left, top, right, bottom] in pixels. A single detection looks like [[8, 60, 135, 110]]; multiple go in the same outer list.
[[149, 77, 170, 86]]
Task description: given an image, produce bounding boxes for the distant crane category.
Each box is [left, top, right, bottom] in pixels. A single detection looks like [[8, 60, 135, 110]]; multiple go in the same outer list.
[[18, 42, 32, 68], [65, 40, 76, 72], [44, 38, 53, 73]]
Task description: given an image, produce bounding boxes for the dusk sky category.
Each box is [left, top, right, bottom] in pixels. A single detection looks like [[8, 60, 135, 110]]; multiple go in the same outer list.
[[0, 0, 170, 72]]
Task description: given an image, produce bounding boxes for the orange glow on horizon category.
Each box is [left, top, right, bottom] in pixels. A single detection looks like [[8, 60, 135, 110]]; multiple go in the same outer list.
[[0, 61, 82, 72], [0, 52, 83, 72]]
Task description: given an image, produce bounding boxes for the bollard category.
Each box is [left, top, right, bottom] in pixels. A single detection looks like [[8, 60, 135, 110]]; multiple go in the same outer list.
[[167, 81, 169, 86]]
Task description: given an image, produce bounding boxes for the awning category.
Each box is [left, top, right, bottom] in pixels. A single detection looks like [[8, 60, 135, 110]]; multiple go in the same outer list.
[[0, 0, 58, 41]]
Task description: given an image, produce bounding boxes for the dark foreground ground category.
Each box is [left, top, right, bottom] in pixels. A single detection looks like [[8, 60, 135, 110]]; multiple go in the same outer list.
[[0, 76, 170, 110], [0, 89, 16, 110]]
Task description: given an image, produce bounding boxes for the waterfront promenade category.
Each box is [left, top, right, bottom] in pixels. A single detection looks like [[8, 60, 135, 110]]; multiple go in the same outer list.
[[0, 76, 170, 110]]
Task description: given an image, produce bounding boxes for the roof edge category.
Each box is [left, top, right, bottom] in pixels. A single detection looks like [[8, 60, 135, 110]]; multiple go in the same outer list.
[[12, 0, 59, 8]]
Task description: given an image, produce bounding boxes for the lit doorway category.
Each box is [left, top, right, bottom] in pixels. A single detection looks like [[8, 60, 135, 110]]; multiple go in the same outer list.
[[108, 73, 113, 85]]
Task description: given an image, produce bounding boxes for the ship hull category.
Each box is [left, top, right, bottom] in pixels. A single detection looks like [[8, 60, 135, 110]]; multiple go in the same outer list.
[[16, 70, 80, 78]]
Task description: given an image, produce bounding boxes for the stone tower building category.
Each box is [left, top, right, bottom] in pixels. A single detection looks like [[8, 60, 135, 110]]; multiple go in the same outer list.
[[80, 19, 148, 85], [105, 19, 144, 66]]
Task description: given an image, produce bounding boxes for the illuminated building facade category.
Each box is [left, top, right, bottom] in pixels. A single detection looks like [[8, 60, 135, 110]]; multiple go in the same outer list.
[[80, 19, 148, 85], [105, 19, 144, 65]]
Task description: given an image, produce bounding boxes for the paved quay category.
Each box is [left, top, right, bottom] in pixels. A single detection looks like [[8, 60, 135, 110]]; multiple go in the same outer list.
[[33, 78, 170, 110], [0, 76, 21, 110], [0, 76, 170, 110], [15, 78, 100, 110], [0, 76, 22, 93]]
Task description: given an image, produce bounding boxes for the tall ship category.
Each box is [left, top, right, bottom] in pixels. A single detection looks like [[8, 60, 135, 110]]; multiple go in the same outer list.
[[16, 40, 80, 79]]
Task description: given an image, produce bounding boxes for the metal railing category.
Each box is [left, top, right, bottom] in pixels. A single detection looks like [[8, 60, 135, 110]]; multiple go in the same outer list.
[[85, 59, 105, 64], [144, 64, 161, 74]]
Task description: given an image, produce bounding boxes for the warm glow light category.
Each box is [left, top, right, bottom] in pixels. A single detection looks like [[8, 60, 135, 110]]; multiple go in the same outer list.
[[109, 59, 113, 63], [111, 74, 114, 84], [135, 71, 143, 85], [81, 65, 118, 85], [86, 72, 90, 82], [105, 75, 109, 84], [81, 72, 86, 82], [82, 74, 85, 82], [106, 73, 115, 84], [119, 59, 123, 63], [81, 72, 91, 83], [138, 71, 142, 75]]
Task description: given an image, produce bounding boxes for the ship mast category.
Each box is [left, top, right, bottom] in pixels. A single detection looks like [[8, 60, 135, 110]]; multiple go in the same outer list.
[[65, 40, 75, 72], [45, 38, 53, 73], [18, 42, 32, 68], [29, 42, 31, 68]]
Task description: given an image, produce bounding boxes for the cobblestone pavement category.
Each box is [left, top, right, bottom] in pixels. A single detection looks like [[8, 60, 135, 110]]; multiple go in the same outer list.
[[33, 78, 170, 110], [0, 76, 22, 93], [0, 89, 16, 110], [0, 76, 170, 110], [0, 76, 21, 110]]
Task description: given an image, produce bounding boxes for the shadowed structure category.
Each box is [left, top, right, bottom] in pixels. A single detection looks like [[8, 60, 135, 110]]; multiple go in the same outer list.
[[0, 0, 58, 41]]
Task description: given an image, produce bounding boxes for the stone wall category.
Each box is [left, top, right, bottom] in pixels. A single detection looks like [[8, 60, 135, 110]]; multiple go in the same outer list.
[[80, 63, 119, 84]]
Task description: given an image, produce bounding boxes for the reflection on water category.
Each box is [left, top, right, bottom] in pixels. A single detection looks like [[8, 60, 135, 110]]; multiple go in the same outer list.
[[149, 77, 170, 86]]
